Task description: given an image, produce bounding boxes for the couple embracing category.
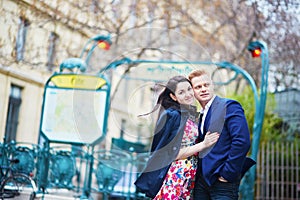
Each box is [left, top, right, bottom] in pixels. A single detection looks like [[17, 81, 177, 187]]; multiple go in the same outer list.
[[134, 69, 256, 200]]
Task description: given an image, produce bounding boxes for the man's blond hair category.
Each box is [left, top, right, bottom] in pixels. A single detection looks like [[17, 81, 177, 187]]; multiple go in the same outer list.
[[188, 69, 210, 81]]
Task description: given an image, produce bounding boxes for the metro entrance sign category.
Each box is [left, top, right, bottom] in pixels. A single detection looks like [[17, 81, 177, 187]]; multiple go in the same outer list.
[[37, 72, 111, 198]]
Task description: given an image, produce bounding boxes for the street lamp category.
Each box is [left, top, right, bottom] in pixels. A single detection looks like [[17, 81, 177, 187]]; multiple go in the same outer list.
[[79, 34, 112, 66], [59, 35, 112, 73], [239, 40, 269, 200], [248, 42, 263, 58]]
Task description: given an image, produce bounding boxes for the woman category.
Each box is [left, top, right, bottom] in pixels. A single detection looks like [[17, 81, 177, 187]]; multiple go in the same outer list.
[[134, 75, 219, 199]]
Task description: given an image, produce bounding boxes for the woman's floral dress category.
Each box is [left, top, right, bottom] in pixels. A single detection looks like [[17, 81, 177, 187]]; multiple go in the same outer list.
[[153, 118, 198, 200]]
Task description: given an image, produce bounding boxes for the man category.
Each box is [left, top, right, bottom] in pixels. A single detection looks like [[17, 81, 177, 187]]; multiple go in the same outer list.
[[188, 69, 255, 200]]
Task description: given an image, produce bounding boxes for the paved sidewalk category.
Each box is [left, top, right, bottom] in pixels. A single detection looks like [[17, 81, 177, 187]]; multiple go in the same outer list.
[[17, 189, 103, 200]]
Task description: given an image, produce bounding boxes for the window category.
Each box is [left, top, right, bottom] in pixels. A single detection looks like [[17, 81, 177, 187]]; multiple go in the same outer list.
[[15, 17, 30, 61], [47, 32, 59, 71], [5, 85, 22, 142]]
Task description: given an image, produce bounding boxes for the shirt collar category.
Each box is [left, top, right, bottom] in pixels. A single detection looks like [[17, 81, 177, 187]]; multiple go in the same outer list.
[[200, 95, 216, 113]]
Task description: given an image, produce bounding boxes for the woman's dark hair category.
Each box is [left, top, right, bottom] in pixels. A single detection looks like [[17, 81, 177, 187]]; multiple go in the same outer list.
[[157, 75, 191, 110], [139, 75, 192, 116]]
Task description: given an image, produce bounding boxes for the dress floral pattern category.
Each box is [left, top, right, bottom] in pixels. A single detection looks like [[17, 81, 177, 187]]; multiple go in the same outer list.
[[153, 118, 198, 200]]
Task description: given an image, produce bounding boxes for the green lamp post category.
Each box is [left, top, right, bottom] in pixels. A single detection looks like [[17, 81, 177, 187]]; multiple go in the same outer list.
[[79, 34, 112, 67], [239, 40, 269, 200], [59, 35, 111, 73]]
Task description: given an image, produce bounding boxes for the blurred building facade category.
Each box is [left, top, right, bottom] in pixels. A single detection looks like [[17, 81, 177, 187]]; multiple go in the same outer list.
[[0, 0, 158, 149], [0, 0, 96, 143]]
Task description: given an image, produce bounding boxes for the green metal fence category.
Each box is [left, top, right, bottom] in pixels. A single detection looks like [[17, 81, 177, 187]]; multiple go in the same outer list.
[[255, 141, 300, 200]]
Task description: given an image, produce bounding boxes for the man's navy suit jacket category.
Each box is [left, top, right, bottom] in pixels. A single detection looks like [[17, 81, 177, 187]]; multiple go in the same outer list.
[[198, 96, 256, 186]]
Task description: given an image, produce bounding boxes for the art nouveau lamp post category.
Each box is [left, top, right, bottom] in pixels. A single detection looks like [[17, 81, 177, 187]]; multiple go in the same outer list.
[[240, 40, 269, 200], [80, 35, 112, 67], [59, 34, 112, 73]]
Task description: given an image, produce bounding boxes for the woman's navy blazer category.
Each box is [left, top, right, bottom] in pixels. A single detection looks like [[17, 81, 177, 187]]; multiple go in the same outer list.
[[134, 107, 190, 198]]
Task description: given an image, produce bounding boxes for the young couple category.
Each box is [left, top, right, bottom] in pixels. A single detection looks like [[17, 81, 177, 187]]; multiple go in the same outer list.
[[134, 69, 256, 200]]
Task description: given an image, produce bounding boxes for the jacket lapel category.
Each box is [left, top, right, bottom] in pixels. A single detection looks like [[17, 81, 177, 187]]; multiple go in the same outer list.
[[205, 96, 226, 134]]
